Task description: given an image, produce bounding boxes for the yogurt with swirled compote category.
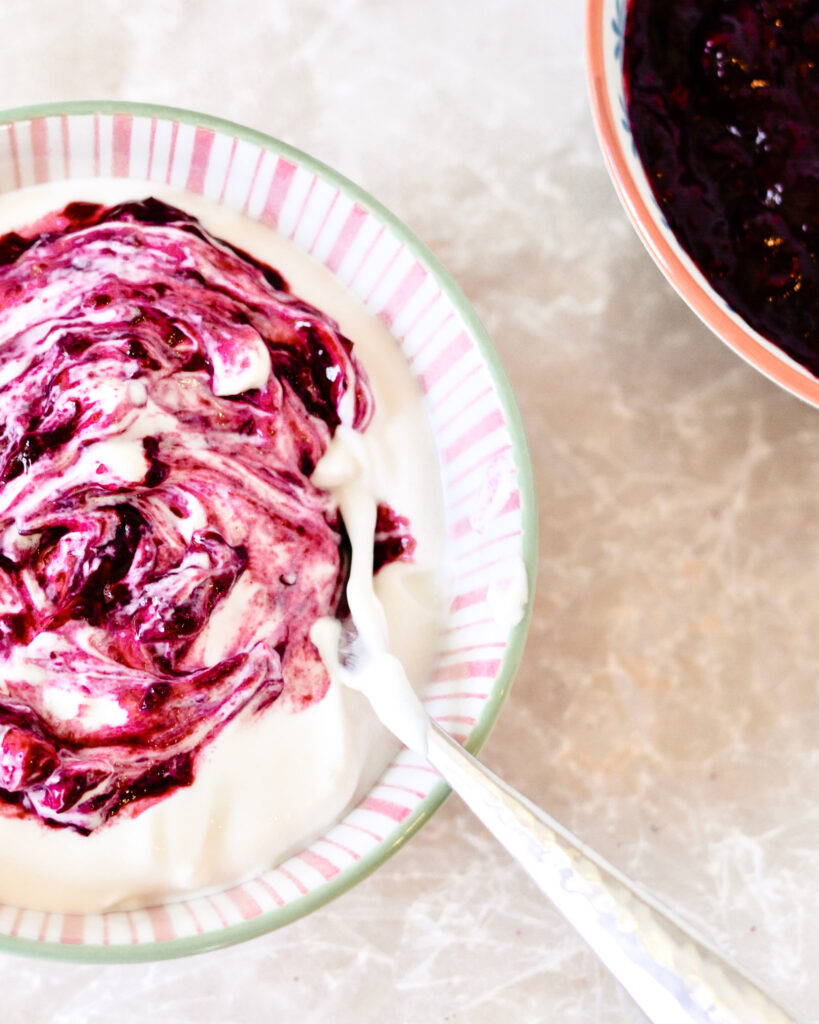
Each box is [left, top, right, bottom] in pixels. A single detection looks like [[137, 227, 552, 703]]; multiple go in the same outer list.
[[0, 181, 444, 912]]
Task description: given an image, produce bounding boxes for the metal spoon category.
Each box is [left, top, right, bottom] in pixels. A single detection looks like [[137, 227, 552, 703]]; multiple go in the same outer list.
[[311, 435, 800, 1024]]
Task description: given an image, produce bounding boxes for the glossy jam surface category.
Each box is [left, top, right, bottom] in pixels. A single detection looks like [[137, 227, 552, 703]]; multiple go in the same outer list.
[[0, 198, 412, 834], [624, 0, 819, 375]]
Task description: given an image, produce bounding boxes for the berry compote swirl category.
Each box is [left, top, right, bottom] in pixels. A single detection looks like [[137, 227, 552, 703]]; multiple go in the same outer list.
[[0, 198, 413, 834]]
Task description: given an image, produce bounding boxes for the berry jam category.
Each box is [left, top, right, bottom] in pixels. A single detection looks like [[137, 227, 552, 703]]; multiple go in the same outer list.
[[0, 198, 414, 834], [623, 0, 819, 376]]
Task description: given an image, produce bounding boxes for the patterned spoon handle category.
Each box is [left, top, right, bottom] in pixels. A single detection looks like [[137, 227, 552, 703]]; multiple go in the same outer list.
[[426, 722, 799, 1024]]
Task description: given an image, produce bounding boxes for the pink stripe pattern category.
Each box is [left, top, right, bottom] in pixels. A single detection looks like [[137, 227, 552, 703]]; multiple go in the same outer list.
[[8, 123, 21, 189], [261, 158, 296, 227], [148, 905, 174, 942], [359, 796, 411, 824], [298, 849, 340, 881], [325, 203, 367, 272], [93, 115, 100, 177], [0, 110, 528, 956], [185, 126, 215, 194], [419, 330, 472, 393], [112, 114, 132, 178], [60, 914, 84, 945], [60, 115, 70, 178], [379, 263, 427, 327], [30, 118, 49, 184], [164, 121, 179, 184], [225, 886, 262, 920]]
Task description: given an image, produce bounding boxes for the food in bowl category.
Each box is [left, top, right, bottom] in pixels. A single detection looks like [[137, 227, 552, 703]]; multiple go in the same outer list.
[[623, 0, 819, 376], [0, 104, 534, 958], [0, 180, 445, 912]]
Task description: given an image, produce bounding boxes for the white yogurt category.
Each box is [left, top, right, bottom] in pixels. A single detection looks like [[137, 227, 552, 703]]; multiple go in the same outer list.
[[0, 180, 445, 912]]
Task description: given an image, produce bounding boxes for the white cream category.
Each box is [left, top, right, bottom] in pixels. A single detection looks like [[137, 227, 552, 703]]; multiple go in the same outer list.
[[311, 428, 432, 757], [0, 180, 446, 912], [207, 323, 272, 396]]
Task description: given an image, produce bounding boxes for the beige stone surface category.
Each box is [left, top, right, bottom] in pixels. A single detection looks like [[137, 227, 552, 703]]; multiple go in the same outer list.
[[0, 0, 816, 1021]]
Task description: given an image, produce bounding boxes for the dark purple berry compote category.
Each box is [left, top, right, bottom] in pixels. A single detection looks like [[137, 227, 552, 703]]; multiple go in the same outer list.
[[0, 197, 414, 834], [624, 0, 819, 375]]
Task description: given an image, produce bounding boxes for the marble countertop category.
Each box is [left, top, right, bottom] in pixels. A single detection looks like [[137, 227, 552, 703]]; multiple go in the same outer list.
[[1, 1, 818, 1021]]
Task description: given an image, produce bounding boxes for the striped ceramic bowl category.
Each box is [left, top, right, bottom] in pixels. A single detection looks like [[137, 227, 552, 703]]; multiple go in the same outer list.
[[0, 102, 536, 961], [587, 0, 819, 407]]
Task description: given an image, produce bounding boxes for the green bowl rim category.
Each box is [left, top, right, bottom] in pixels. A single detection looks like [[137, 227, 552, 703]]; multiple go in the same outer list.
[[0, 99, 539, 963]]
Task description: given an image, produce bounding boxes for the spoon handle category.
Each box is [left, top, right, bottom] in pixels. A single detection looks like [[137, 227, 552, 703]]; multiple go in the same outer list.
[[425, 722, 798, 1024]]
